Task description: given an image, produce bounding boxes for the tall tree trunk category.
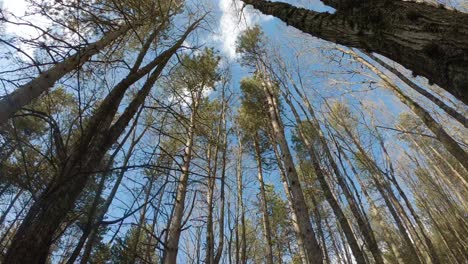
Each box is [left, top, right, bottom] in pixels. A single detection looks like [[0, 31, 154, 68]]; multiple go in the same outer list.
[[341, 48, 468, 172], [0, 24, 134, 124], [377, 135, 442, 264], [346, 129, 424, 263], [414, 189, 466, 263], [287, 103, 367, 263], [271, 140, 306, 264], [308, 191, 330, 264], [214, 97, 228, 264], [253, 136, 275, 264], [242, 0, 468, 104], [66, 122, 140, 264], [163, 93, 201, 264], [340, 148, 406, 264], [323, 216, 344, 264], [234, 132, 247, 264], [406, 133, 468, 208], [79, 113, 147, 264], [262, 80, 323, 263], [130, 173, 156, 264], [427, 145, 468, 191], [276, 57, 383, 262], [206, 144, 215, 264]]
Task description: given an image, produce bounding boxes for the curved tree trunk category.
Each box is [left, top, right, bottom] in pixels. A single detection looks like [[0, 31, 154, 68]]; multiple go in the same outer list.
[[242, 0, 468, 104]]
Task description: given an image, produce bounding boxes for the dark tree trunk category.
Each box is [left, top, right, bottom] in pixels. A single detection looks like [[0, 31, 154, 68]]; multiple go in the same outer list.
[[242, 0, 468, 104]]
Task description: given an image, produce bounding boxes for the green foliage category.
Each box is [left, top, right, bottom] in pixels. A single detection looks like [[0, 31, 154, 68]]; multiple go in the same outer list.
[[168, 48, 220, 96], [328, 101, 357, 132], [110, 225, 158, 264], [0, 88, 76, 192], [89, 241, 112, 264], [236, 26, 265, 67], [238, 77, 269, 136]]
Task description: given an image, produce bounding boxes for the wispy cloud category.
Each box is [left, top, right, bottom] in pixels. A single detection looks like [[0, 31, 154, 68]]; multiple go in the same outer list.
[[214, 0, 271, 60]]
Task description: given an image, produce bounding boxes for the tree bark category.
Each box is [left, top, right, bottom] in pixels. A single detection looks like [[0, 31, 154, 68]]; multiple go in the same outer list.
[[281, 77, 384, 264], [234, 131, 247, 264], [206, 144, 216, 264], [271, 140, 307, 264], [292, 118, 367, 264], [242, 0, 468, 104]]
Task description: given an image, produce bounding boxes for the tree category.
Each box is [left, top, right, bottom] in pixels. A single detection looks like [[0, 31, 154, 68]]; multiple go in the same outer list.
[[238, 79, 275, 264], [0, 0, 182, 125], [241, 0, 468, 104], [163, 48, 221, 264], [237, 73, 323, 263], [3, 14, 202, 263]]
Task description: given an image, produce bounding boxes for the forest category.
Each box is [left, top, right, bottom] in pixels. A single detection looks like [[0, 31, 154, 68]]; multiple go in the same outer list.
[[0, 0, 467, 263]]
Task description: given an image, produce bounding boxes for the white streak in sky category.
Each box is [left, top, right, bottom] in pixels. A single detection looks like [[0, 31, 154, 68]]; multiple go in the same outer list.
[[215, 0, 271, 60]]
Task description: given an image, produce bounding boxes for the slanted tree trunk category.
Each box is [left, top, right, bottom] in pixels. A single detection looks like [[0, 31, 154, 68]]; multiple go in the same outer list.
[[323, 216, 344, 264], [307, 191, 330, 264], [0, 190, 23, 227], [3, 22, 198, 263], [377, 135, 442, 264], [78, 112, 146, 264], [343, 125, 424, 263], [130, 171, 157, 264], [283, 95, 367, 263], [206, 144, 216, 264], [242, 0, 468, 104], [270, 140, 307, 264], [341, 48, 468, 172], [365, 52, 467, 128], [0, 24, 134, 125]]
